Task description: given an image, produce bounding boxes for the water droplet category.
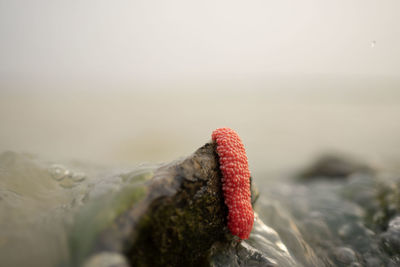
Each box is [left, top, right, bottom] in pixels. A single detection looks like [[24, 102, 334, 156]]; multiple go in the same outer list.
[[49, 164, 86, 187], [371, 40, 376, 48], [49, 165, 67, 181]]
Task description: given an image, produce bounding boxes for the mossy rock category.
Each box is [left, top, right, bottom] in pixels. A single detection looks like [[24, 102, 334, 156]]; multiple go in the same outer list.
[[70, 142, 241, 267], [128, 142, 229, 266]]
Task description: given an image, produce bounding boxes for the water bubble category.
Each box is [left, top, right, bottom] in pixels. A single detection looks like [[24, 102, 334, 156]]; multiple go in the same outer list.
[[49, 165, 67, 181], [48, 164, 86, 188]]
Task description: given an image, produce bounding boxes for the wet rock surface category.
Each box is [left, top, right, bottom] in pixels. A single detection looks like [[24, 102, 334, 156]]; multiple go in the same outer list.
[[0, 146, 256, 267], [126, 143, 228, 266], [68, 142, 231, 267], [260, 154, 400, 267]]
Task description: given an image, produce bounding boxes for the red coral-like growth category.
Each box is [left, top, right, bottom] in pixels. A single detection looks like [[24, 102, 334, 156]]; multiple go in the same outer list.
[[212, 128, 254, 239]]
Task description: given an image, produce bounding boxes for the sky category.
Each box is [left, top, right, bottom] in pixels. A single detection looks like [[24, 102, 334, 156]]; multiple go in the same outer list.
[[1, 0, 400, 86]]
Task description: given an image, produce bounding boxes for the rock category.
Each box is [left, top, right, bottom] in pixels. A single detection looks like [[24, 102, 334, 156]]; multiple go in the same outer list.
[[333, 247, 357, 265], [0, 144, 263, 266], [69, 142, 232, 266], [299, 154, 372, 179]]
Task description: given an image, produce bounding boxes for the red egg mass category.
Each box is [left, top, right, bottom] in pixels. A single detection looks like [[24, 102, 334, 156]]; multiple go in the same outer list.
[[212, 128, 254, 239]]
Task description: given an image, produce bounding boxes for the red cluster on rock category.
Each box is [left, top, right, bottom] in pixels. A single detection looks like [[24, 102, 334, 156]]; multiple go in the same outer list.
[[212, 128, 254, 240]]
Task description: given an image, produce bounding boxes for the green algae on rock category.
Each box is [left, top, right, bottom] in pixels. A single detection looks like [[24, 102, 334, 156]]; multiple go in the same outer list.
[[69, 173, 149, 266]]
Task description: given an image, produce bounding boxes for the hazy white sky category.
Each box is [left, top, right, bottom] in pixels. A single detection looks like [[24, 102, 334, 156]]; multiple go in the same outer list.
[[1, 0, 399, 83]]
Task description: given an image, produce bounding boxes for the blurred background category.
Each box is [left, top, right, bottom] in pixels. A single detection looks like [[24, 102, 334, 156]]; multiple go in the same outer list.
[[1, 0, 400, 173]]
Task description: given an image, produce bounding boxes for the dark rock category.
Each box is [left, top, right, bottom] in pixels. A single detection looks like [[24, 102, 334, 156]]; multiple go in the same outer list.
[[299, 154, 372, 179], [127, 143, 229, 266], [71, 142, 232, 267]]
